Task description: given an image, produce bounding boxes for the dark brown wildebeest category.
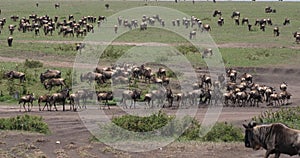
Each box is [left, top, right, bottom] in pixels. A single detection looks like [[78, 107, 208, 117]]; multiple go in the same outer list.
[[227, 68, 237, 83], [7, 36, 13, 47], [97, 91, 113, 109], [40, 69, 61, 83], [120, 89, 141, 109], [49, 88, 70, 111], [105, 4, 109, 9], [5, 70, 25, 83], [157, 67, 166, 78], [38, 94, 51, 111], [231, 11, 240, 19], [19, 93, 35, 112], [243, 121, 300, 158], [241, 72, 253, 83], [80, 72, 105, 84], [54, 3, 60, 9], [202, 48, 213, 58], [8, 25, 16, 35], [189, 30, 196, 39], [217, 17, 224, 26], [241, 18, 249, 25], [273, 27, 280, 36], [212, 10, 222, 17], [43, 78, 65, 90], [234, 17, 240, 25], [10, 15, 19, 22], [202, 24, 211, 32], [283, 18, 290, 25], [98, 16, 106, 22]]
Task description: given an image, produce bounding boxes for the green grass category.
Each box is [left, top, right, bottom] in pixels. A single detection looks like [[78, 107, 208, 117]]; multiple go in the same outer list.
[[0, 114, 50, 134]]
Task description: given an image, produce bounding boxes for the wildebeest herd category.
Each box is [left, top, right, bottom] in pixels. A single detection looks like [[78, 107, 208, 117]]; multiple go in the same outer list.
[[6, 60, 292, 113], [0, 3, 299, 49]]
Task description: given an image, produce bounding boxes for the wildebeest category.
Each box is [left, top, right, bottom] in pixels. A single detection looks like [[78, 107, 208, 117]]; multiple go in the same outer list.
[[40, 69, 61, 83], [97, 91, 113, 109], [7, 36, 13, 47], [157, 67, 166, 78], [43, 78, 66, 90], [54, 3, 60, 9], [202, 24, 211, 32], [80, 72, 105, 84], [120, 89, 141, 108], [273, 27, 280, 36], [231, 11, 240, 19], [19, 93, 35, 112], [38, 94, 51, 111], [49, 88, 70, 111], [213, 10, 222, 17], [105, 4, 109, 9], [4, 70, 25, 83], [243, 121, 300, 158]]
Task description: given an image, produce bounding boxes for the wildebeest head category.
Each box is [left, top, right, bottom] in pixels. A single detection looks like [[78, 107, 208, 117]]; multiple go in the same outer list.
[[243, 121, 261, 150]]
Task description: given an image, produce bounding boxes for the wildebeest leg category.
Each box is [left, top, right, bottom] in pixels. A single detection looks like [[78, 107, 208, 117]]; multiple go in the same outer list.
[[264, 149, 275, 158], [274, 153, 280, 158], [62, 101, 65, 111]]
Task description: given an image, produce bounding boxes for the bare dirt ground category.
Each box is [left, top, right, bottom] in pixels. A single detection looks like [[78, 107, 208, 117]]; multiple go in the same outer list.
[[1, 41, 300, 157]]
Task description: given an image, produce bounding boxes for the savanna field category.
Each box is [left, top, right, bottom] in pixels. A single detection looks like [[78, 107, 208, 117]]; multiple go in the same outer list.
[[0, 0, 300, 157]]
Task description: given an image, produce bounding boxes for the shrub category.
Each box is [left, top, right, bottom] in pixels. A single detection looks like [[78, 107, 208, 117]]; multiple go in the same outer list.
[[252, 107, 300, 129], [202, 122, 244, 142], [0, 114, 50, 134], [100, 112, 244, 142], [23, 59, 43, 68], [112, 110, 172, 132]]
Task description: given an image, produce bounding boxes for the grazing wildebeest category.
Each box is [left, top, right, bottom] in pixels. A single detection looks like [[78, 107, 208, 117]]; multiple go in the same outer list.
[[54, 3, 60, 9], [7, 36, 13, 47], [157, 67, 166, 78], [283, 18, 290, 25], [40, 69, 61, 83], [97, 91, 113, 109], [213, 10, 222, 17], [120, 90, 141, 108], [38, 94, 51, 111], [105, 4, 109, 9], [4, 70, 25, 83], [231, 11, 240, 19], [202, 24, 211, 32], [241, 18, 249, 25], [243, 121, 300, 158], [279, 82, 287, 91], [19, 94, 35, 112], [189, 30, 196, 39], [273, 27, 280, 36], [43, 78, 65, 90], [49, 88, 70, 111]]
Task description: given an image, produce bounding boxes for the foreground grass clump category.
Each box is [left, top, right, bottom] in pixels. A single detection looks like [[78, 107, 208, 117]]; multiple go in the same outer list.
[[0, 114, 50, 134], [253, 107, 300, 129], [101, 112, 243, 142]]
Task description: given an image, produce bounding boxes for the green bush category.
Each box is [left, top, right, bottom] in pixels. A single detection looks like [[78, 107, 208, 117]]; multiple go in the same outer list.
[[0, 114, 50, 134], [23, 59, 43, 68], [202, 122, 244, 142], [100, 112, 244, 142], [112, 110, 173, 132], [253, 107, 300, 129]]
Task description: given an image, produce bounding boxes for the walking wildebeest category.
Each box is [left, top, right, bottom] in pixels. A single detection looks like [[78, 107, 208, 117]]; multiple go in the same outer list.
[[7, 36, 13, 47], [19, 93, 35, 112], [4, 70, 25, 83], [43, 78, 66, 90], [49, 88, 70, 111], [120, 89, 141, 108], [97, 91, 113, 109], [243, 121, 300, 158], [38, 94, 51, 111], [40, 69, 61, 83]]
